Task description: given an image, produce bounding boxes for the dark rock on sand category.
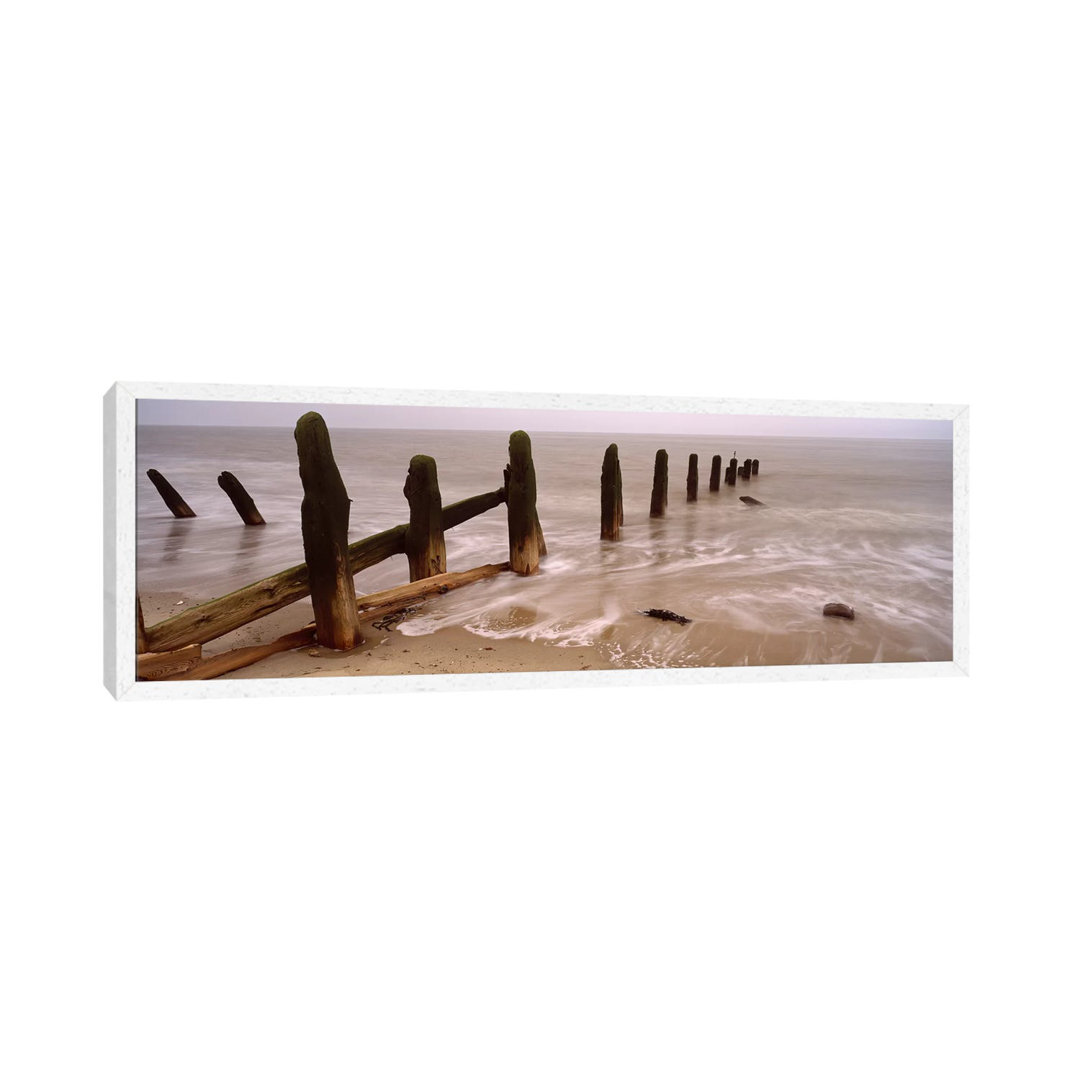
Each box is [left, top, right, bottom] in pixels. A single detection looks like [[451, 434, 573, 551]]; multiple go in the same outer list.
[[740, 496, 765, 506], [823, 603, 855, 620], [639, 608, 692, 625]]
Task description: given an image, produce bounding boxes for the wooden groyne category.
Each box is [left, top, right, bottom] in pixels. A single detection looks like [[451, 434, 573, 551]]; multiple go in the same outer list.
[[650, 450, 669, 518], [686, 454, 698, 502], [140, 419, 544, 666]]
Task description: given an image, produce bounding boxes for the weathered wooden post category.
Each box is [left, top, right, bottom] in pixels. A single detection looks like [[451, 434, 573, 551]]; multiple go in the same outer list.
[[146, 469, 196, 518], [686, 454, 699, 501], [294, 411, 361, 650], [136, 593, 147, 653], [709, 455, 722, 492], [616, 460, 624, 527], [752, 459, 760, 476], [726, 457, 738, 486], [505, 430, 543, 575], [601, 443, 621, 540], [217, 471, 266, 525], [742, 458, 753, 480], [649, 449, 669, 518], [404, 455, 446, 581]]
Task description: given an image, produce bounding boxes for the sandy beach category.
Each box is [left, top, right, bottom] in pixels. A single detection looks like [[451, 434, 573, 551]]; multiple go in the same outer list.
[[140, 590, 616, 680]]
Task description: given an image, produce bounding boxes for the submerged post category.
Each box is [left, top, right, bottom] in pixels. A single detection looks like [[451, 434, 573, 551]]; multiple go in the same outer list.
[[726, 457, 738, 486], [294, 411, 361, 650], [146, 469, 196, 518], [601, 443, 621, 540], [217, 471, 265, 525], [742, 458, 753, 480], [650, 449, 669, 518], [752, 459, 760, 476], [709, 455, 722, 492], [686, 454, 699, 502], [505, 430, 543, 575], [404, 455, 446, 581]]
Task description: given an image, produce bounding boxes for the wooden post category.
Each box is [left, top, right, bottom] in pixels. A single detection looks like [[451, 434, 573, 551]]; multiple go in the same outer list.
[[726, 457, 738, 486], [742, 458, 753, 480], [217, 471, 265, 525], [146, 469, 196, 518], [294, 411, 361, 650], [404, 455, 446, 581], [505, 430, 543, 575], [752, 459, 760, 476], [686, 454, 698, 501], [601, 443, 621, 540], [709, 455, 722, 492], [136, 593, 147, 653], [649, 449, 669, 518], [616, 460, 624, 527]]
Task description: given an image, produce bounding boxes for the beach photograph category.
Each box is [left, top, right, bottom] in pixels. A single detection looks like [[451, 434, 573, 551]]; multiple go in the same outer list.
[[134, 396, 954, 683]]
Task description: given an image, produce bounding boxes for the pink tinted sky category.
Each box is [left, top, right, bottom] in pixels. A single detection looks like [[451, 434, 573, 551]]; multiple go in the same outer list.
[[137, 399, 951, 439]]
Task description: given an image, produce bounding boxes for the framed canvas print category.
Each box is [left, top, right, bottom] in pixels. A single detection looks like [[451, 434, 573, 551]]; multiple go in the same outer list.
[[104, 383, 967, 699]]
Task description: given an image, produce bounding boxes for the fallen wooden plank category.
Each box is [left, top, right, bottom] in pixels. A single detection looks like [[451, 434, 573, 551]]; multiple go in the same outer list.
[[167, 627, 318, 681], [144, 487, 508, 655], [137, 644, 203, 680], [356, 562, 510, 613]]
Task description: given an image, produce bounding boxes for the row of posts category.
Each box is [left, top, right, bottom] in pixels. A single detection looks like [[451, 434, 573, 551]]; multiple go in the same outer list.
[[601, 447, 760, 539]]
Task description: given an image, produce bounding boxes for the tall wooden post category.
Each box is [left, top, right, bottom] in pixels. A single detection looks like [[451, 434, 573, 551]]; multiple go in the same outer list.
[[217, 471, 265, 525], [742, 458, 753, 480], [709, 455, 722, 492], [506, 430, 543, 575], [686, 454, 699, 501], [601, 443, 621, 540], [294, 412, 361, 650], [752, 459, 760, 476], [650, 449, 669, 518], [146, 469, 196, 518], [616, 460, 624, 527], [726, 457, 738, 486], [404, 455, 446, 581]]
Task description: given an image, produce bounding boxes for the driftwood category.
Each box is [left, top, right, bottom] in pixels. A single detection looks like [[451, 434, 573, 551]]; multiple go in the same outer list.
[[686, 454, 698, 502], [506, 431, 543, 575], [639, 608, 692, 625], [218, 471, 265, 525], [823, 603, 855, 620], [356, 562, 509, 618], [740, 496, 765, 506], [167, 627, 318, 681], [147, 469, 196, 518], [137, 644, 203, 680], [650, 449, 669, 518], [404, 455, 446, 581], [295, 412, 361, 650], [601, 443, 621, 540]]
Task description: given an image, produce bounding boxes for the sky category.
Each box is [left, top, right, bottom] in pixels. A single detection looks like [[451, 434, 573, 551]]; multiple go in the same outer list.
[[136, 399, 952, 439]]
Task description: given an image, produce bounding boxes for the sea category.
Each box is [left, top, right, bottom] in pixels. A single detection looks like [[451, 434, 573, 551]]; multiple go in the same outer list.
[[136, 425, 953, 668]]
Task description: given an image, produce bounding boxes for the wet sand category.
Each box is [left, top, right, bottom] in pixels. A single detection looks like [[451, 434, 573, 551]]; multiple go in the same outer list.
[[140, 591, 616, 680]]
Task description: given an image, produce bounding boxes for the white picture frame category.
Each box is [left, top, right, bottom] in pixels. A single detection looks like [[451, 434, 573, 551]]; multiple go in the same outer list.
[[104, 381, 968, 700]]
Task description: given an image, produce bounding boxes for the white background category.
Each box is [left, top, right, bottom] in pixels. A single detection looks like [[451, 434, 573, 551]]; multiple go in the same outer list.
[[2, 2, 1077, 1077]]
